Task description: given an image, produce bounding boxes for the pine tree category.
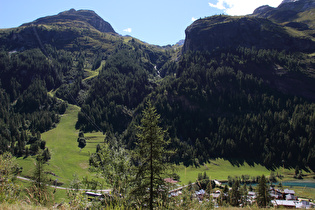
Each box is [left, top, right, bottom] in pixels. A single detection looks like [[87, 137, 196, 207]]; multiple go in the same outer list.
[[229, 179, 240, 206], [130, 101, 170, 209], [256, 174, 270, 207], [295, 165, 299, 177], [28, 152, 51, 205], [241, 183, 248, 207]]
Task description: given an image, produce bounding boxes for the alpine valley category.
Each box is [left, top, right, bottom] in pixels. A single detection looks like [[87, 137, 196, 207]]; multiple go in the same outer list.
[[0, 0, 314, 176]]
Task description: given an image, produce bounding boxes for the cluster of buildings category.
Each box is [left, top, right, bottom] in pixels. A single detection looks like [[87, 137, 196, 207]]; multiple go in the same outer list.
[[211, 187, 314, 208], [270, 188, 314, 209], [167, 179, 314, 209]]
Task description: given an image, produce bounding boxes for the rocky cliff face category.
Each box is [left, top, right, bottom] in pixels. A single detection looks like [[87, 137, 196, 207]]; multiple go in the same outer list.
[[183, 0, 315, 54], [183, 15, 314, 53], [22, 9, 116, 34]]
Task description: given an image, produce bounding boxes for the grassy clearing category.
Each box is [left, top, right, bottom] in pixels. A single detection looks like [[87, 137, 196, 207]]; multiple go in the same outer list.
[[175, 159, 271, 184], [17, 104, 105, 187], [174, 158, 313, 185], [83, 60, 105, 81]]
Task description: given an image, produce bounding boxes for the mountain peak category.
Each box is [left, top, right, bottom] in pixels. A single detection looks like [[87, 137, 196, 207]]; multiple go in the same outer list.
[[22, 9, 116, 34], [59, 8, 77, 14]]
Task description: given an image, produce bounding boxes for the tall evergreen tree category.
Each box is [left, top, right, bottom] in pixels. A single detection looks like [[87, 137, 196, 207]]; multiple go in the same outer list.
[[28, 152, 51, 205], [256, 174, 270, 208], [241, 183, 248, 207], [229, 179, 241, 206], [130, 101, 170, 209]]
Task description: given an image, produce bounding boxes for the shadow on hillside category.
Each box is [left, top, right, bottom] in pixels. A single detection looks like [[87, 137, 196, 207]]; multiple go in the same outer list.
[[224, 158, 283, 171]]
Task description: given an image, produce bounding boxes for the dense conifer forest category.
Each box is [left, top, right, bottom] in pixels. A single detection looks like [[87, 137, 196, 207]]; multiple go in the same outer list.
[[0, 48, 68, 156], [77, 47, 315, 170]]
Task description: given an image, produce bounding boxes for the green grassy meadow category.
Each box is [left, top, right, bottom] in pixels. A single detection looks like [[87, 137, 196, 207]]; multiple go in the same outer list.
[[175, 159, 314, 185], [175, 159, 271, 184], [16, 104, 105, 187]]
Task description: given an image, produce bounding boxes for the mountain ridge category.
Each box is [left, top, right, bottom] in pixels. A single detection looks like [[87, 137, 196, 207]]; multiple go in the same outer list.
[[252, 0, 315, 27], [183, 15, 314, 53], [21, 9, 116, 34], [183, 0, 315, 54]]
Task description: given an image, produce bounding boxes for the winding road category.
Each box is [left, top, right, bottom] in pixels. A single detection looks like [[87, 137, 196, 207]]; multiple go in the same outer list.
[[17, 176, 111, 193]]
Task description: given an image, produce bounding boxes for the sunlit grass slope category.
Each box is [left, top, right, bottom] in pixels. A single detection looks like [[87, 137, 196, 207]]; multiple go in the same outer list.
[[176, 159, 271, 184], [17, 104, 105, 187], [175, 158, 313, 185]]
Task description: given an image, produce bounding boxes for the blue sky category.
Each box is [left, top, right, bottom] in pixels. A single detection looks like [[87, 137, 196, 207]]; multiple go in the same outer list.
[[0, 0, 283, 46]]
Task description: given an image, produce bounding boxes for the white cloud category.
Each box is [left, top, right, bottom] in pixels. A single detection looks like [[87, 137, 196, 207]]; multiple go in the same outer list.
[[192, 17, 197, 22], [123, 28, 132, 33], [209, 0, 227, 10], [208, 0, 283, 15]]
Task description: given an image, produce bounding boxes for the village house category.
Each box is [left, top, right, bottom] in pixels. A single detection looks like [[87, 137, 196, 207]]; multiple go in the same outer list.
[[272, 200, 297, 208], [297, 200, 314, 209], [269, 187, 283, 199], [195, 189, 207, 201], [210, 190, 221, 200], [270, 188, 315, 208], [283, 188, 297, 200]]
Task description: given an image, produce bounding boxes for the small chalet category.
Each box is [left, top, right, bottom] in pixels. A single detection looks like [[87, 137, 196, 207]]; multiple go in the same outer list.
[[248, 191, 256, 199], [284, 189, 295, 195], [283, 189, 297, 200], [296, 200, 312, 209], [269, 188, 283, 199], [210, 190, 221, 199], [195, 189, 206, 201], [271, 200, 296, 208], [286, 194, 297, 201]]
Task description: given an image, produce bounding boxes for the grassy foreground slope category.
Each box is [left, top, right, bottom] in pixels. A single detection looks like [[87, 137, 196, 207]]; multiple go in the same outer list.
[[17, 104, 105, 187]]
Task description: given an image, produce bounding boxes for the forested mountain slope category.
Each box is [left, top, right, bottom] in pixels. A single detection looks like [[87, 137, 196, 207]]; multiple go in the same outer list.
[[139, 49, 315, 170], [0, 2, 314, 171], [0, 9, 173, 159]]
